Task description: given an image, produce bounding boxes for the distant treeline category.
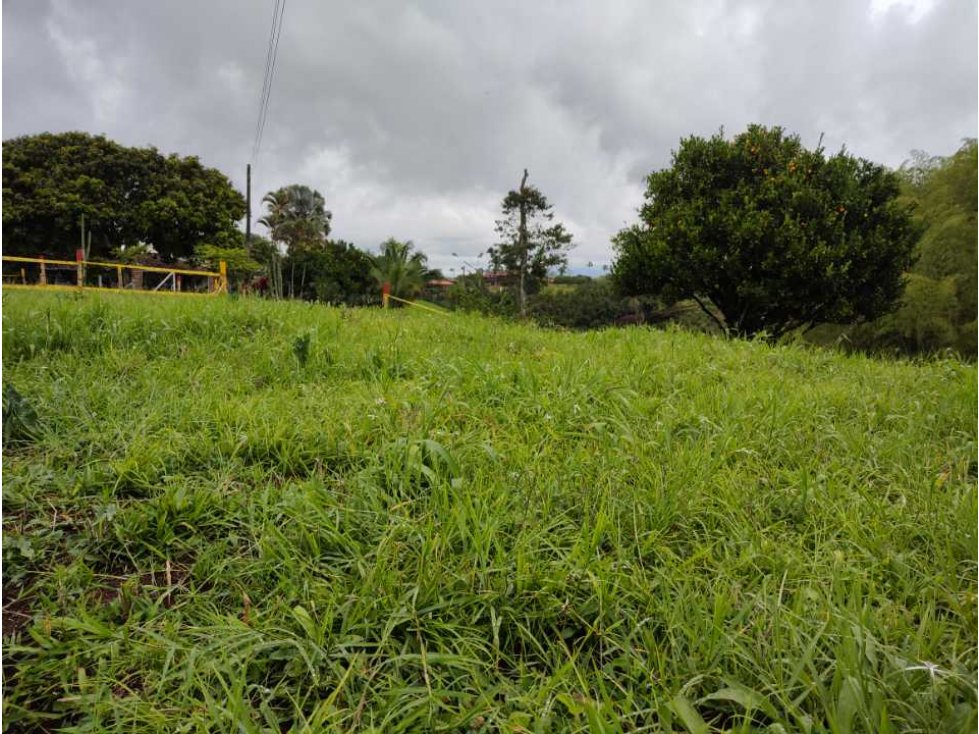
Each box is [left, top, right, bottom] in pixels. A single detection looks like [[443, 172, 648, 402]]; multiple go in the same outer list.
[[3, 130, 975, 359]]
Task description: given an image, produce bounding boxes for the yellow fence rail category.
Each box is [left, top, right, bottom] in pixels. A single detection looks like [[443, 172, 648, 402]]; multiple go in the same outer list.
[[1, 255, 227, 295], [385, 293, 451, 316]]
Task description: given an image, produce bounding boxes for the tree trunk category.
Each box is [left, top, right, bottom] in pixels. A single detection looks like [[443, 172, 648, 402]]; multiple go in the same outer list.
[[518, 168, 529, 318], [691, 294, 727, 334]]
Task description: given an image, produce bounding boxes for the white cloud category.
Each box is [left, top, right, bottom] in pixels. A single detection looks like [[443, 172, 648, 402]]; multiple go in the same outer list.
[[869, 0, 937, 24], [45, 7, 127, 127]]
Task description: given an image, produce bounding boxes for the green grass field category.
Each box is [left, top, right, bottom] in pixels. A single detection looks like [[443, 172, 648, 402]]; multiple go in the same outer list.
[[2, 291, 976, 733]]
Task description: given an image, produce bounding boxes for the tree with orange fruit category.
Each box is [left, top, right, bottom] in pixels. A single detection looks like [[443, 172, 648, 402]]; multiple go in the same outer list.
[[612, 125, 919, 339]]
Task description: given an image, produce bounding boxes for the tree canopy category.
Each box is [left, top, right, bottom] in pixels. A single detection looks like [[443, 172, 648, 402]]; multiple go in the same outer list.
[[488, 170, 573, 317], [258, 185, 332, 256], [287, 239, 376, 304], [612, 125, 920, 339], [2, 132, 245, 260]]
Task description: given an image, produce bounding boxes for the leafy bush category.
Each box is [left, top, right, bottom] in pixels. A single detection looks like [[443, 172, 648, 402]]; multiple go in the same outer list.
[[528, 279, 635, 329], [194, 244, 262, 291], [445, 274, 518, 317]]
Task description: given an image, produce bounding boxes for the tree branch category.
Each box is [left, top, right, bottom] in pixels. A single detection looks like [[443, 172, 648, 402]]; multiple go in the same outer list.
[[691, 294, 727, 334]]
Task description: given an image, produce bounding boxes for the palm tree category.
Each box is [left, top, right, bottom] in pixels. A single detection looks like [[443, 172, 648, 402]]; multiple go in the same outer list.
[[259, 185, 332, 252], [256, 192, 289, 299], [370, 239, 428, 302], [257, 189, 290, 245], [259, 185, 333, 297]]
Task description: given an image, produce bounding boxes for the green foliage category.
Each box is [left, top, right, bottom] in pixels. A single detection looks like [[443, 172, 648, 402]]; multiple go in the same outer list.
[[2, 132, 245, 260], [246, 232, 375, 305], [245, 233, 276, 265], [488, 170, 574, 317], [109, 243, 154, 264], [445, 272, 517, 316], [292, 332, 312, 367], [612, 125, 920, 339], [245, 233, 284, 298], [846, 274, 959, 355], [906, 140, 977, 329], [529, 279, 636, 329], [902, 140, 977, 354], [259, 185, 335, 299], [287, 240, 376, 305], [193, 244, 262, 291], [550, 274, 595, 286], [2, 383, 39, 447], [370, 238, 429, 300], [258, 184, 332, 256], [817, 140, 977, 358], [2, 291, 975, 731]]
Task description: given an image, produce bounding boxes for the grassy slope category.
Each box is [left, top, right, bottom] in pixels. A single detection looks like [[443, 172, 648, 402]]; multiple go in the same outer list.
[[2, 291, 976, 733]]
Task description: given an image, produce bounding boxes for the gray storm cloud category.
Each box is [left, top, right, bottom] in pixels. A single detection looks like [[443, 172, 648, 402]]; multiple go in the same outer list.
[[3, 0, 976, 271]]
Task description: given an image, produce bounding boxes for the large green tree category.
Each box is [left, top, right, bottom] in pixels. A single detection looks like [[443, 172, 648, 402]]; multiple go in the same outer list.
[[612, 125, 920, 339], [487, 169, 574, 318], [2, 132, 245, 260]]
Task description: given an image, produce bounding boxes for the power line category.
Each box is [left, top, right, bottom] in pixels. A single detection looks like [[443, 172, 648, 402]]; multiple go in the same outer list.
[[256, 0, 280, 126], [253, 0, 283, 161], [256, 0, 286, 159], [252, 0, 286, 162], [252, 0, 279, 160]]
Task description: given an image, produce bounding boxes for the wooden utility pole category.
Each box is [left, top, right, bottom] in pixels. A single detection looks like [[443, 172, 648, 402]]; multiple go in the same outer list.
[[245, 164, 252, 247]]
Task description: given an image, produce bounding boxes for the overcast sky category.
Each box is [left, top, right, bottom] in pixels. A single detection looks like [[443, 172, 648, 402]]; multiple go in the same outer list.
[[3, 0, 976, 272]]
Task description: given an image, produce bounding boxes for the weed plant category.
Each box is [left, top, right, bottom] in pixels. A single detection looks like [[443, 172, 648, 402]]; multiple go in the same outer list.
[[2, 291, 976, 732]]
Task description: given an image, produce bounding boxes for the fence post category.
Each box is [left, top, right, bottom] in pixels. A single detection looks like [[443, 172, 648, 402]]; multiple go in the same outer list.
[[75, 248, 84, 289], [382, 282, 391, 308], [219, 261, 228, 293], [117, 265, 123, 289], [40, 256, 47, 286]]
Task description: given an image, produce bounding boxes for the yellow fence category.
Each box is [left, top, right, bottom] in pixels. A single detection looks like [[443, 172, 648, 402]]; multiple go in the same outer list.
[[1, 255, 227, 296], [385, 293, 451, 316]]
